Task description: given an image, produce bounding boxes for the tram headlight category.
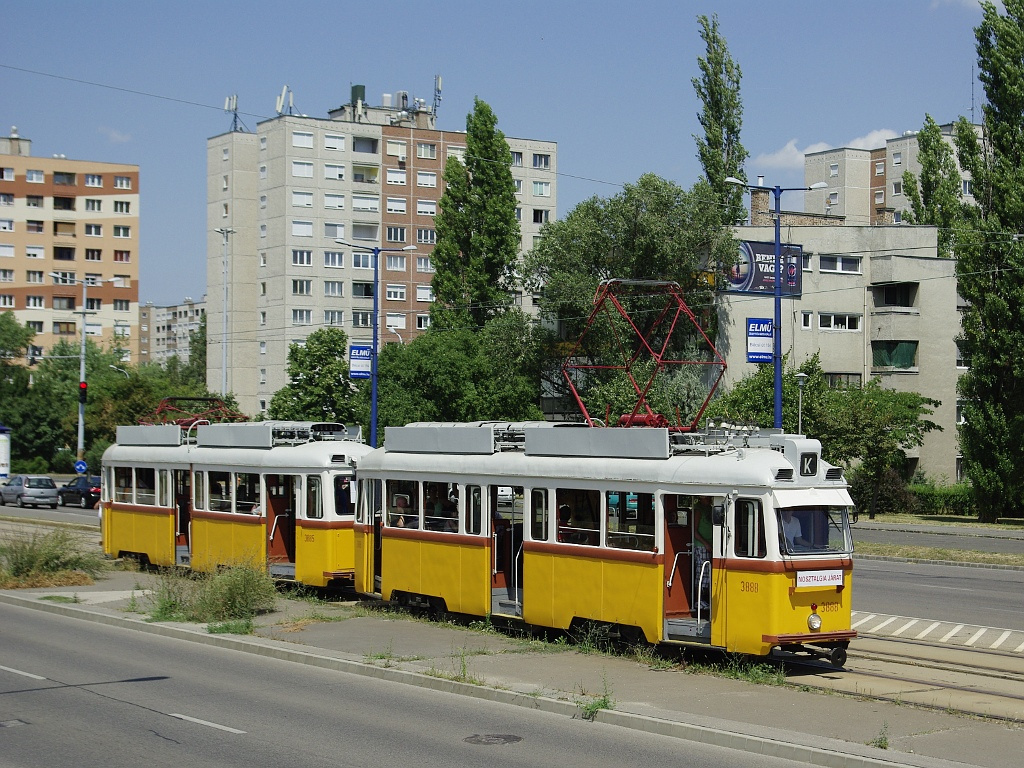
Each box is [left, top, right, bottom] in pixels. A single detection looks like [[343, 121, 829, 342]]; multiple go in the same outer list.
[[807, 603, 822, 631]]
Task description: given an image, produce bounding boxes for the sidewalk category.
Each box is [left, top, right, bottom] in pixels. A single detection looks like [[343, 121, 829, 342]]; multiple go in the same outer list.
[[2, 568, 1021, 768]]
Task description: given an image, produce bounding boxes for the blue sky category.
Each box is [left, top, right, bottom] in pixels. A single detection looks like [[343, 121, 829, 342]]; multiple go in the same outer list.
[[4, 0, 985, 305]]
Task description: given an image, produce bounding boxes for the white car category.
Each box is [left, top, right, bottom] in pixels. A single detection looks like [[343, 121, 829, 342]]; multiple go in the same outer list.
[[497, 486, 514, 505], [0, 474, 59, 509]]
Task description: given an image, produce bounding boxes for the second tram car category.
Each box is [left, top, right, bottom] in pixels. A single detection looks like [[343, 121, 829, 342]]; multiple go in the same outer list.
[[101, 421, 373, 587], [355, 421, 856, 665]]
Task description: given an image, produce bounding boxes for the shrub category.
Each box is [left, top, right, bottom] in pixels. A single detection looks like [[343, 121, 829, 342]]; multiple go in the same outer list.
[[0, 529, 108, 584], [50, 450, 76, 474], [908, 483, 974, 516], [145, 562, 277, 626], [847, 467, 919, 516]]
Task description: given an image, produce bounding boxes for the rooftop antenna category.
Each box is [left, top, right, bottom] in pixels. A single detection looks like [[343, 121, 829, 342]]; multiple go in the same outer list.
[[223, 94, 248, 132], [275, 85, 296, 116], [432, 74, 443, 117]]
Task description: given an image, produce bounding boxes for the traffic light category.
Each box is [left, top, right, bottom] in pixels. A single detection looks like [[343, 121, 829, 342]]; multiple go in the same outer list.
[[78, 381, 87, 404]]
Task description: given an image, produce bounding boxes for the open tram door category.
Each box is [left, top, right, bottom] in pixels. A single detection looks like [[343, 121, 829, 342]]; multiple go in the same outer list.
[[662, 493, 722, 646], [489, 484, 524, 618], [265, 474, 298, 578], [353, 478, 382, 595], [174, 469, 192, 565]]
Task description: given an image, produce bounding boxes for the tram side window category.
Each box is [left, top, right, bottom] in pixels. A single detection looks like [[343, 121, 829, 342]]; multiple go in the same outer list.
[[466, 485, 483, 535], [193, 471, 206, 510], [424, 481, 458, 532], [334, 476, 354, 517], [606, 491, 655, 551], [135, 467, 156, 506], [306, 475, 322, 519], [209, 470, 232, 512], [556, 488, 600, 545], [386, 479, 419, 527], [157, 469, 171, 507], [531, 489, 548, 541], [234, 472, 261, 514], [734, 499, 766, 558], [114, 466, 132, 503]]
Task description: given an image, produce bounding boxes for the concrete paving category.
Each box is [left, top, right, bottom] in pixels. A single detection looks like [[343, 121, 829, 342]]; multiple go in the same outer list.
[[3, 568, 1022, 768]]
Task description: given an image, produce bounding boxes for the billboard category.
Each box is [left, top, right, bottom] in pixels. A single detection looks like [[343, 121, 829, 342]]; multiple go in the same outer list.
[[746, 318, 773, 363], [726, 240, 802, 296], [349, 345, 372, 379]]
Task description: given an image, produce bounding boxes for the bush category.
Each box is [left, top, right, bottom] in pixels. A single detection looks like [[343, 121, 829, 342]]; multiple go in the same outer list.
[[146, 562, 277, 626], [908, 483, 974, 516], [51, 450, 75, 474], [11, 456, 49, 474], [847, 467, 920, 517], [0, 529, 108, 585]]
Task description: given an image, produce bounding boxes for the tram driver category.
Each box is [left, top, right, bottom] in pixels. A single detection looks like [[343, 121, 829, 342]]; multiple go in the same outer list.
[[780, 508, 809, 549]]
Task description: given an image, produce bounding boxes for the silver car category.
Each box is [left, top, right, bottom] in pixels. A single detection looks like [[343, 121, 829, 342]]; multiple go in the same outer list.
[[0, 474, 59, 508]]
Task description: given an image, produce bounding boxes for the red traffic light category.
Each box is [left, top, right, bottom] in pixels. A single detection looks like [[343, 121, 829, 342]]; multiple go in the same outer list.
[[78, 381, 88, 404]]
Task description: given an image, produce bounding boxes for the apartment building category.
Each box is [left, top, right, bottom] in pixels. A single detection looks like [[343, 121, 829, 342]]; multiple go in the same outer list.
[[138, 295, 205, 365], [0, 128, 140, 362], [208, 86, 556, 415], [720, 192, 960, 481]]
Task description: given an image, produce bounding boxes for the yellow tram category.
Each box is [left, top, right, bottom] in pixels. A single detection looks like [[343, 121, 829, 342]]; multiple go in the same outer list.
[[354, 421, 856, 665], [101, 421, 373, 587]]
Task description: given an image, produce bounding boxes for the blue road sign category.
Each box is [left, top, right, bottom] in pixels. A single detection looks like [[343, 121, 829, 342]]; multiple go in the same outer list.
[[74, 459, 88, 474]]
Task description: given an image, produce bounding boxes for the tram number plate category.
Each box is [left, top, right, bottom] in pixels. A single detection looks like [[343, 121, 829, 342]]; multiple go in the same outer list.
[[305, 534, 315, 543], [739, 580, 758, 593], [796, 569, 843, 588]]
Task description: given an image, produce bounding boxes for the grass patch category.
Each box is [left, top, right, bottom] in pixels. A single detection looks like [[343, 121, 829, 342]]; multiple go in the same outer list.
[[685, 653, 786, 685], [854, 542, 1024, 567], [574, 674, 615, 720], [145, 562, 277, 629], [863, 513, 1023, 530], [868, 721, 890, 750], [0, 529, 108, 588], [39, 594, 81, 604]]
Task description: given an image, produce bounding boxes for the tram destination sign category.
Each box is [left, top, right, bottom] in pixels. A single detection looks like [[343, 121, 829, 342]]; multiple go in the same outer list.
[[796, 569, 843, 589]]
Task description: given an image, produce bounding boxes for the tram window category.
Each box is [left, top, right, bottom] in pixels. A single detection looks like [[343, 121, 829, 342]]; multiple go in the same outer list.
[[209, 470, 231, 513], [386, 479, 419, 528], [530, 489, 549, 541], [306, 476, 322, 519], [778, 506, 853, 554], [555, 488, 600, 545], [334, 476, 354, 517], [193, 471, 206, 510], [663, 495, 689, 526], [606, 491, 655, 551], [114, 466, 133, 503], [466, 485, 483, 535], [734, 499, 767, 558], [157, 469, 171, 507], [424, 481, 457, 532], [136, 468, 156, 506], [233, 472, 261, 514]]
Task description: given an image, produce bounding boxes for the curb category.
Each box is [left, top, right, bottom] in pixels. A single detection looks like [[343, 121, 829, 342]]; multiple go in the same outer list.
[[0, 591, 972, 768]]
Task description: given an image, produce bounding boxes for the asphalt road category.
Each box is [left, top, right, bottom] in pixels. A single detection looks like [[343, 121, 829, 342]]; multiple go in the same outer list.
[[0, 603, 810, 768]]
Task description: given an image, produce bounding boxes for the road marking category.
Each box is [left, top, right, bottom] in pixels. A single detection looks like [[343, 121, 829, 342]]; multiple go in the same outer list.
[[1015, 638, 1024, 654], [0, 665, 46, 681], [891, 619, 919, 636], [852, 613, 876, 629], [868, 616, 899, 633], [990, 630, 1012, 650], [940, 624, 965, 643], [169, 714, 246, 734], [965, 628, 987, 646], [915, 621, 941, 640]]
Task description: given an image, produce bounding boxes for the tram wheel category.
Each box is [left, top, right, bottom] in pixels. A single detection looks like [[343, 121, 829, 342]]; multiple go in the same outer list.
[[829, 647, 847, 668]]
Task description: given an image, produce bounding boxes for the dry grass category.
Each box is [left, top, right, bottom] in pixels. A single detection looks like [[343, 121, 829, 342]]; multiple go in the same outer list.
[[0, 570, 95, 589], [854, 542, 1024, 567]]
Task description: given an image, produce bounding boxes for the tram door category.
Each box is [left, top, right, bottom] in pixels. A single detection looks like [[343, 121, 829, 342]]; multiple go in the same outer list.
[[490, 484, 524, 618], [662, 494, 693, 616], [353, 479, 382, 595], [174, 469, 191, 566], [266, 474, 298, 575]]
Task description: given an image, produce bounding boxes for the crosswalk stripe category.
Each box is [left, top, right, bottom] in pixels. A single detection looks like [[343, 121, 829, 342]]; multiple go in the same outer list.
[[990, 630, 1012, 650], [891, 619, 919, 636], [940, 624, 965, 643], [915, 621, 941, 639], [965, 628, 987, 646]]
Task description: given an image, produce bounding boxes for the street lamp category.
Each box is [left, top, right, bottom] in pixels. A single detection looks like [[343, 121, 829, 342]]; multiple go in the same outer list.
[[214, 227, 235, 397], [335, 240, 416, 446], [109, 364, 130, 379], [726, 177, 827, 430], [795, 372, 808, 434]]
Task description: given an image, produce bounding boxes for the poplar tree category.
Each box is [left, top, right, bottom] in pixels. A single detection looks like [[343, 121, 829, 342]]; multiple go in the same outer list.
[[692, 13, 748, 226], [431, 98, 520, 329], [901, 114, 967, 258], [953, 0, 1024, 522]]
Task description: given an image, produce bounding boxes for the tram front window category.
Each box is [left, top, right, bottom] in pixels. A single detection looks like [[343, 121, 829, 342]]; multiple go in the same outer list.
[[777, 506, 853, 555]]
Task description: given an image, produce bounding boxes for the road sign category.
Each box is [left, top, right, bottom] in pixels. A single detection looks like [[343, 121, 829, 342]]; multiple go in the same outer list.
[[74, 459, 88, 474]]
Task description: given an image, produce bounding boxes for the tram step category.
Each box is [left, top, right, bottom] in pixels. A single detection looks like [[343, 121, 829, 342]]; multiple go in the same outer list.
[[269, 563, 296, 578], [175, 546, 190, 566], [665, 618, 710, 641]]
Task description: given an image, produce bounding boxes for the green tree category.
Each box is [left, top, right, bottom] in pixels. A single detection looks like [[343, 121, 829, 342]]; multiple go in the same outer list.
[[431, 98, 520, 329], [693, 13, 748, 226], [901, 114, 966, 258], [952, 0, 1024, 522], [268, 327, 357, 423], [0, 311, 34, 363]]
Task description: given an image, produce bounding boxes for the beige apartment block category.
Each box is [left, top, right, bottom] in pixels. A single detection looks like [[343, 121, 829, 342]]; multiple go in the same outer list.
[[1, 129, 140, 363], [208, 87, 556, 416], [138, 295, 206, 365]]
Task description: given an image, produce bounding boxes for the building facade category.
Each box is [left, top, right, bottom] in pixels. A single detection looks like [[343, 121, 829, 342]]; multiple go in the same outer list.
[[138, 295, 206, 365], [208, 86, 556, 415], [1, 128, 140, 362]]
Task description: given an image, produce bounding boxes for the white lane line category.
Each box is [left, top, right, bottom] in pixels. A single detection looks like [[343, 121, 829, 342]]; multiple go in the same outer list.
[[0, 665, 46, 681], [965, 628, 987, 647], [989, 630, 1012, 650], [939, 624, 965, 643], [852, 614, 877, 629], [915, 621, 941, 640], [891, 619, 919, 636], [868, 616, 899, 633], [168, 714, 246, 734], [1015, 638, 1024, 654]]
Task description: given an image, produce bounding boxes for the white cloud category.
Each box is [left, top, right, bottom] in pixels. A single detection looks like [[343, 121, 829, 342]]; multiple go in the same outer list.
[[755, 129, 900, 170], [845, 129, 899, 150], [99, 126, 132, 144]]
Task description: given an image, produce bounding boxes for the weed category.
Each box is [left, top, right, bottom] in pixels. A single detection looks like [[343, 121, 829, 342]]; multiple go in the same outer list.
[[40, 594, 80, 604], [145, 562, 277, 624], [574, 674, 615, 720], [630, 643, 677, 670], [868, 722, 890, 750], [685, 653, 786, 685], [0, 529, 108, 587], [208, 618, 255, 634]]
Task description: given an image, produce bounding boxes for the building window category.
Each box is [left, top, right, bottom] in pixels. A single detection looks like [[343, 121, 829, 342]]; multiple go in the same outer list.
[[386, 254, 406, 270], [324, 280, 344, 297], [387, 168, 407, 185], [324, 134, 345, 151], [894, 211, 903, 224], [0, 219, 14, 233], [292, 309, 313, 325], [325, 193, 345, 210], [260, 311, 266, 326], [417, 314, 431, 330], [86, 224, 102, 237], [86, 297, 102, 310], [352, 281, 374, 298], [26, 220, 44, 233], [801, 311, 812, 329], [260, 136, 267, 150], [511, 151, 523, 167], [353, 253, 372, 269], [416, 256, 434, 272], [416, 284, 434, 302], [826, 373, 862, 388], [324, 250, 344, 268], [516, 207, 522, 221], [0, 168, 13, 181], [819, 254, 861, 273], [352, 195, 379, 212], [387, 197, 407, 214], [416, 171, 437, 187], [829, 163, 839, 177], [293, 190, 313, 207], [514, 179, 523, 194], [878, 282, 917, 307], [292, 279, 312, 295], [0, 269, 11, 282], [819, 313, 861, 331], [292, 249, 312, 266], [956, 399, 966, 426], [53, 295, 76, 309], [26, 295, 44, 308], [874, 190, 885, 205], [324, 222, 345, 239], [113, 299, 130, 311], [324, 310, 345, 325], [260, 341, 267, 354], [417, 142, 436, 159], [85, 199, 102, 212], [292, 220, 313, 237], [53, 321, 76, 335], [533, 181, 551, 197], [53, 247, 75, 261], [416, 228, 436, 245], [417, 200, 436, 216], [892, 152, 902, 166], [386, 227, 406, 243], [533, 153, 550, 169], [26, 246, 43, 259], [827, 191, 839, 206], [260, 224, 267, 238], [114, 250, 131, 263], [386, 284, 405, 301], [448, 146, 466, 162], [26, 270, 44, 283], [113, 225, 131, 238], [259, 368, 267, 384], [292, 131, 314, 148], [0, 244, 12, 258], [352, 311, 372, 327], [963, 179, 974, 196], [260, 165, 268, 179], [26, 169, 44, 183], [53, 171, 76, 186], [114, 200, 130, 214], [533, 209, 549, 224], [324, 163, 346, 180], [352, 223, 379, 240], [872, 340, 918, 369], [260, 195, 267, 209], [292, 161, 314, 178], [892, 180, 903, 196], [26, 195, 42, 208], [875, 161, 885, 176], [54, 196, 76, 211], [0, 294, 13, 308], [113, 175, 131, 189]]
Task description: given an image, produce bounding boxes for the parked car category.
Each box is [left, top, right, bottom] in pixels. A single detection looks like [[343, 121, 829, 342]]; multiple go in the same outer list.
[[0, 474, 59, 508], [497, 486, 514, 505], [58, 475, 102, 509]]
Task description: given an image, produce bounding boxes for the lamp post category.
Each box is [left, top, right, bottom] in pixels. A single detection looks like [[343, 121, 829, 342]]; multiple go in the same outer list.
[[109, 364, 130, 379], [795, 372, 808, 435], [214, 227, 235, 397], [336, 240, 416, 446], [726, 177, 827, 429]]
